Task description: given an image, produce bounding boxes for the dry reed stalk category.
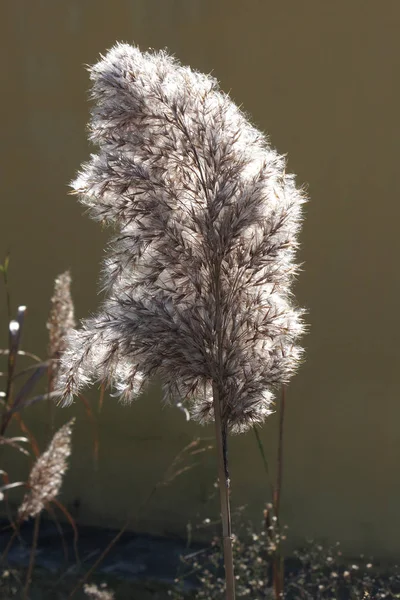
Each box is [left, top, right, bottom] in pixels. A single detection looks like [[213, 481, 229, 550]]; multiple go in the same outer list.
[[272, 386, 286, 599], [22, 512, 40, 600], [213, 382, 235, 598]]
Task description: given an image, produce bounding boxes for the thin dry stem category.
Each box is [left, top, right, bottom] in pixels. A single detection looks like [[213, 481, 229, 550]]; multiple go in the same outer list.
[[213, 384, 235, 600], [23, 512, 40, 600], [272, 385, 286, 599], [274, 386, 286, 520]]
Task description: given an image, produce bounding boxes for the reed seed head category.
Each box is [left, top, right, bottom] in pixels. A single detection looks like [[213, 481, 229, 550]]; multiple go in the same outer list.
[[19, 418, 74, 519], [47, 271, 75, 388], [58, 43, 307, 431]]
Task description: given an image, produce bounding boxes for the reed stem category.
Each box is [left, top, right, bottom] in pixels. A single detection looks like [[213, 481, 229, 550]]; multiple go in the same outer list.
[[23, 512, 40, 600], [213, 383, 236, 600]]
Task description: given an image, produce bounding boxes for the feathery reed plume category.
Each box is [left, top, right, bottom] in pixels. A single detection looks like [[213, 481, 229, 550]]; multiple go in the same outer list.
[[59, 43, 307, 599], [18, 418, 74, 519], [58, 43, 306, 429], [47, 271, 75, 390]]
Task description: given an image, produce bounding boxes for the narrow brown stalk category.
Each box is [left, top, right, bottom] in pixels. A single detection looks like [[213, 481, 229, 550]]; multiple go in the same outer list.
[[272, 558, 284, 600], [272, 385, 286, 600], [274, 385, 286, 520], [2, 328, 18, 429], [213, 383, 235, 600], [52, 498, 80, 567], [47, 504, 69, 564], [46, 372, 55, 441], [1, 253, 11, 322], [0, 528, 19, 565], [23, 512, 40, 599], [211, 252, 236, 600]]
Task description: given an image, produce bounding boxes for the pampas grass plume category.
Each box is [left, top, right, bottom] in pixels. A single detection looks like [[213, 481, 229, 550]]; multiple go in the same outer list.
[[57, 43, 306, 433], [19, 419, 74, 519]]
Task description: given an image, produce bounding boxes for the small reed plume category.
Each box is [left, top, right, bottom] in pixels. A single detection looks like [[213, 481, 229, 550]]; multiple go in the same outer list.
[[83, 584, 115, 600], [19, 418, 74, 519], [47, 271, 75, 390], [58, 43, 307, 599]]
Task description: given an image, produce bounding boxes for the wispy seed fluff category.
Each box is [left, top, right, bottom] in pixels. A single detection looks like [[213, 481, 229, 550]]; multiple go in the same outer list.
[[19, 419, 74, 519], [47, 271, 75, 388], [58, 43, 306, 432]]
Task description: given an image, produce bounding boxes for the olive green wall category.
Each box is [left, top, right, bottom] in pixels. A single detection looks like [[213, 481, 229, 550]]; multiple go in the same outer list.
[[1, 0, 400, 559]]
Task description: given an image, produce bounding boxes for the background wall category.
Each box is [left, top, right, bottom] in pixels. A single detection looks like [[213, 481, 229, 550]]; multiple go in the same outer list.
[[1, 0, 400, 559]]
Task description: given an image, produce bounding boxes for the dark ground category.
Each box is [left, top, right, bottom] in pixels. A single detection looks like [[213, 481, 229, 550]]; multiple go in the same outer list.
[[0, 518, 198, 599]]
